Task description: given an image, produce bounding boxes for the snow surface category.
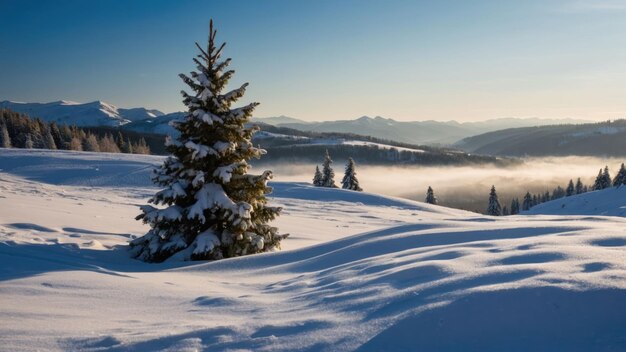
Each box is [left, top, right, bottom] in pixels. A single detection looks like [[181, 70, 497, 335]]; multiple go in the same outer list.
[[525, 186, 626, 217], [1, 149, 626, 351]]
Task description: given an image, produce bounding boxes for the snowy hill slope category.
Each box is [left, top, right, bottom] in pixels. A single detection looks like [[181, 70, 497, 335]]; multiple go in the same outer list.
[[525, 186, 626, 217], [1, 149, 626, 351], [455, 119, 626, 157], [0, 100, 165, 127]]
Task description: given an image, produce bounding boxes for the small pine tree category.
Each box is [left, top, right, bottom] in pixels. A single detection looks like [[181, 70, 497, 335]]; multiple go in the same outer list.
[[312, 166, 323, 186], [320, 149, 337, 188], [575, 178, 584, 194], [99, 134, 121, 153], [425, 186, 437, 205], [510, 198, 520, 215], [486, 185, 502, 216], [116, 131, 126, 152], [84, 134, 100, 152], [24, 134, 34, 149], [125, 137, 134, 154], [70, 137, 83, 151], [44, 128, 57, 150], [131, 20, 286, 262], [502, 205, 509, 216], [341, 157, 362, 191], [566, 179, 575, 196], [522, 192, 532, 211], [602, 166, 611, 189], [593, 168, 603, 190], [133, 138, 151, 154], [0, 124, 11, 148], [613, 163, 626, 187]]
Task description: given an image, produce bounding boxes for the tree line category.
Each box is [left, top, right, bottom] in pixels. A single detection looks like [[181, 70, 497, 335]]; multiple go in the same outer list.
[[423, 163, 626, 216], [257, 144, 511, 167], [0, 109, 150, 154]]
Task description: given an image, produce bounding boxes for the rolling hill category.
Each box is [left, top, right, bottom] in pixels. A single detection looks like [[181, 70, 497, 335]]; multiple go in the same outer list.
[[456, 119, 626, 157]]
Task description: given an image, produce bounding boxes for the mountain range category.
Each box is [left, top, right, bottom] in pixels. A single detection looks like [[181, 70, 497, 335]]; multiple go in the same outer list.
[[253, 115, 593, 145], [1, 100, 593, 146], [0, 100, 167, 127]]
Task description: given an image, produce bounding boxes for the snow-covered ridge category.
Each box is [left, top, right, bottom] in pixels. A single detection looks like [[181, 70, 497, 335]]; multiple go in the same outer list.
[[1, 149, 626, 351], [254, 132, 426, 153], [0, 100, 166, 127], [525, 185, 626, 217]]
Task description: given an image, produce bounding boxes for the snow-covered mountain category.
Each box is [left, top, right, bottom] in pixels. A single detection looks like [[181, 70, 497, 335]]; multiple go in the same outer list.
[[455, 119, 626, 157], [0, 100, 165, 127], [122, 112, 186, 135], [1, 100, 592, 145], [257, 115, 592, 145], [1, 149, 626, 351]]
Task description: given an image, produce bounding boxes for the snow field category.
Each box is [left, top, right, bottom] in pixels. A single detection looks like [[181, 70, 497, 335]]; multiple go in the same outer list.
[[0, 149, 625, 351]]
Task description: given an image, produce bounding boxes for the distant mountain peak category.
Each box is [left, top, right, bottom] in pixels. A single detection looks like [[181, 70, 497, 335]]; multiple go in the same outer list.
[[0, 100, 165, 127]]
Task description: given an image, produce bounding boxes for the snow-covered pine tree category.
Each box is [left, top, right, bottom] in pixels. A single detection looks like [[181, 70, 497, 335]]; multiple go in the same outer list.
[[84, 134, 100, 152], [133, 138, 151, 154], [566, 179, 575, 196], [575, 178, 584, 194], [0, 124, 11, 148], [602, 166, 611, 189], [510, 198, 519, 215], [312, 166, 322, 186], [593, 168, 603, 190], [131, 20, 287, 262], [613, 163, 626, 187], [43, 128, 57, 150], [522, 191, 532, 211], [425, 186, 437, 205], [341, 157, 362, 191], [321, 149, 337, 188], [486, 185, 502, 216], [70, 137, 83, 151]]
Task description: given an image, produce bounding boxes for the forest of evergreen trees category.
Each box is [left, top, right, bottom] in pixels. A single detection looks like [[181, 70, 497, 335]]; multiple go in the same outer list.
[[0, 109, 151, 154]]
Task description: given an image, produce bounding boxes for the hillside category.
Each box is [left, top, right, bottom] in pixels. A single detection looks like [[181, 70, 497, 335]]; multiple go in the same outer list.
[[261, 116, 591, 146], [1, 149, 625, 351], [456, 120, 626, 157], [525, 186, 626, 217], [251, 125, 512, 166]]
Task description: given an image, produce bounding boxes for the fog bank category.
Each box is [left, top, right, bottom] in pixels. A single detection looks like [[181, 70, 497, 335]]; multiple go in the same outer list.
[[255, 156, 626, 213]]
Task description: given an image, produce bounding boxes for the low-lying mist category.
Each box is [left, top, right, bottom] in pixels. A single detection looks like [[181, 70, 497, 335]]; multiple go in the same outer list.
[[253, 156, 626, 213]]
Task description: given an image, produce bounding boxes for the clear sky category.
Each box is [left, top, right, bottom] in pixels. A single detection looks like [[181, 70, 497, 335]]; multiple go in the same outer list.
[[2, 0, 626, 121]]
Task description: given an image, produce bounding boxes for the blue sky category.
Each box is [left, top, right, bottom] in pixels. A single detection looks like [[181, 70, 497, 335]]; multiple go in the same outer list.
[[2, 0, 626, 121]]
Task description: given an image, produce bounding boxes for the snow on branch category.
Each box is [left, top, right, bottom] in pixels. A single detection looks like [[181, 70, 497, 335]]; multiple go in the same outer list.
[[185, 140, 218, 160], [192, 230, 221, 255], [213, 162, 244, 183]]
